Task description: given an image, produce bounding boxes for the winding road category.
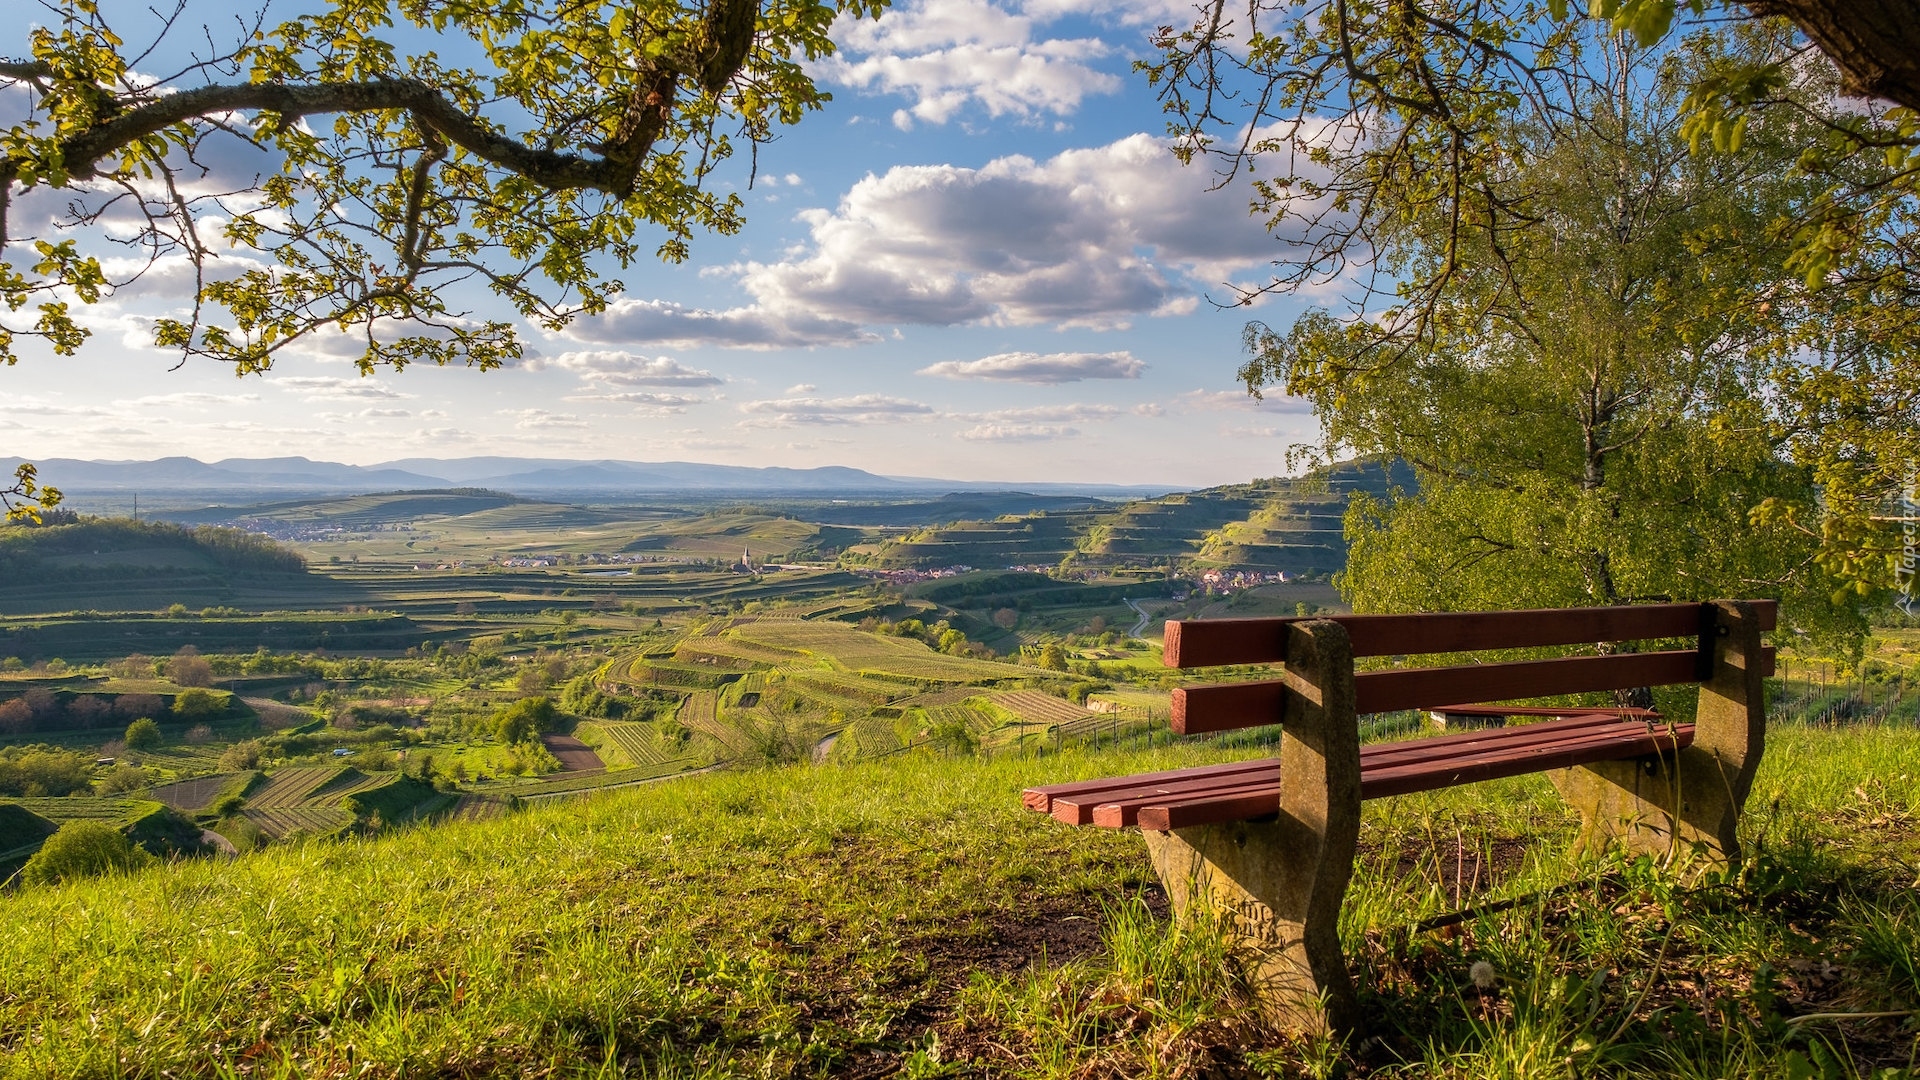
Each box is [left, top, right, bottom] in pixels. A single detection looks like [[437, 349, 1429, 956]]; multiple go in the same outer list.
[[1124, 598, 1158, 640]]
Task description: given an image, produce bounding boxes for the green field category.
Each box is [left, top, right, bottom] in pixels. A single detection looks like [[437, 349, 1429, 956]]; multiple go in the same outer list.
[[1, 724, 1916, 1076]]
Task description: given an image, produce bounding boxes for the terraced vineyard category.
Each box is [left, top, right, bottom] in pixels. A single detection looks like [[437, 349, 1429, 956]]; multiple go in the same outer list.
[[147, 772, 257, 812], [833, 715, 907, 759], [672, 690, 753, 756], [243, 807, 352, 839], [987, 690, 1095, 725], [733, 621, 1026, 683], [509, 761, 698, 798], [926, 702, 1001, 734], [891, 686, 988, 709], [675, 636, 798, 666], [306, 768, 388, 805], [246, 767, 346, 808], [783, 670, 897, 708], [448, 794, 515, 822], [591, 720, 685, 767]]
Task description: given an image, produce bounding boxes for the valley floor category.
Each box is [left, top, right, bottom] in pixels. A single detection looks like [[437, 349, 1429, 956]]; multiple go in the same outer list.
[[2, 725, 1918, 1078]]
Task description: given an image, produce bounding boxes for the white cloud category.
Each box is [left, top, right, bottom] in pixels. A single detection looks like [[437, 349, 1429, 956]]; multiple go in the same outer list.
[[1177, 389, 1315, 414], [547, 351, 725, 387], [821, 0, 1120, 128], [958, 422, 1078, 442], [955, 403, 1123, 423], [507, 409, 589, 431], [786, 383, 817, 394], [739, 394, 935, 427], [270, 376, 410, 400], [564, 390, 703, 414], [919, 350, 1144, 383], [729, 134, 1276, 334], [564, 298, 877, 350], [951, 402, 1126, 441], [562, 134, 1280, 347], [112, 391, 262, 409]]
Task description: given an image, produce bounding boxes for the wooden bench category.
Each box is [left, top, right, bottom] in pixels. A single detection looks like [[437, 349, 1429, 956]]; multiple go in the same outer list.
[[1022, 600, 1774, 1033]]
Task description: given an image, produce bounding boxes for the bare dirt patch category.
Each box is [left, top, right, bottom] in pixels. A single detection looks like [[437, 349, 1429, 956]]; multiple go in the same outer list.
[[541, 733, 604, 773]]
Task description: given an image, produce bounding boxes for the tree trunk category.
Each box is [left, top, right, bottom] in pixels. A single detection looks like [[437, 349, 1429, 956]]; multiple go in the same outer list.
[[1745, 0, 1920, 110]]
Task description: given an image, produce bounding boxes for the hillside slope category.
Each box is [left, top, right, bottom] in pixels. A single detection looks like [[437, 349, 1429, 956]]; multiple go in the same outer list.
[[857, 459, 1407, 573], [1, 726, 1915, 1077]]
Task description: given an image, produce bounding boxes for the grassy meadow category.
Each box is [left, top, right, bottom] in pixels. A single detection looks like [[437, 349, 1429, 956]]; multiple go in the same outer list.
[[2, 722, 1917, 1078]]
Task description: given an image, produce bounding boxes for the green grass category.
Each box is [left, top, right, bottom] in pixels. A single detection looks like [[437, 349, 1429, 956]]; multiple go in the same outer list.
[[3, 723, 1917, 1077]]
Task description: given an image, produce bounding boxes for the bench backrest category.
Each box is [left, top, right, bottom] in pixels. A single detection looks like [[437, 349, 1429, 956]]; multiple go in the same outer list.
[[1165, 601, 1777, 734]]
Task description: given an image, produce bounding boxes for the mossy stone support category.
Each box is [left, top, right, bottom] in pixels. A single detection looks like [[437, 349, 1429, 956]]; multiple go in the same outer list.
[[1141, 619, 1361, 1034], [1549, 600, 1767, 867]]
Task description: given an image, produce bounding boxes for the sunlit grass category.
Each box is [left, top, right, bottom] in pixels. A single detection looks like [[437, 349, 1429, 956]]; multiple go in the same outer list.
[[2, 724, 1918, 1076]]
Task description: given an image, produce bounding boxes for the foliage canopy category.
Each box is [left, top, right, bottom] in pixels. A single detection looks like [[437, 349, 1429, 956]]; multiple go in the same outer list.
[[1155, 1, 1918, 599], [1, 0, 878, 373]]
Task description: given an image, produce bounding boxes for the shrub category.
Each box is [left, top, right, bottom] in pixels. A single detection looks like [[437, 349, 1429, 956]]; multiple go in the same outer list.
[[209, 793, 247, 818], [0, 747, 97, 796], [96, 764, 148, 795], [1067, 681, 1108, 705], [219, 740, 263, 770], [171, 689, 225, 721], [165, 647, 214, 688], [124, 717, 163, 750], [20, 821, 155, 885], [0, 698, 30, 734], [114, 693, 164, 720], [493, 697, 557, 745], [183, 723, 214, 744]]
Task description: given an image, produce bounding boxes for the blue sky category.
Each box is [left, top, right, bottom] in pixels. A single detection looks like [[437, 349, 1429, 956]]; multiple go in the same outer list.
[[5, 0, 1326, 487]]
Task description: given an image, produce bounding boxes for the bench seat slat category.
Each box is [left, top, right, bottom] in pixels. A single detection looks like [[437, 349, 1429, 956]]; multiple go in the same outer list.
[[1358, 724, 1692, 801], [1101, 723, 1688, 828], [1021, 758, 1281, 813], [1043, 760, 1281, 824], [1131, 724, 1694, 830], [1023, 712, 1657, 818]]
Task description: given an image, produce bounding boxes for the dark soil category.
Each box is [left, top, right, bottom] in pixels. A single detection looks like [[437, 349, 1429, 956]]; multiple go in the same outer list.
[[540, 733, 604, 773]]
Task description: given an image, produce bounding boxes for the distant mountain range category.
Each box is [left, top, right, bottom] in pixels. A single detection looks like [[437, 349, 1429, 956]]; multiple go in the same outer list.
[[1, 455, 1178, 500]]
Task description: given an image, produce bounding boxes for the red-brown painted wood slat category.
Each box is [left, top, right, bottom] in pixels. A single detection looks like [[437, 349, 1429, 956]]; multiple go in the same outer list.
[[1085, 715, 1669, 827], [1163, 601, 1778, 667], [1354, 651, 1702, 714], [1022, 711, 1653, 817], [1171, 648, 1773, 733], [1131, 724, 1694, 830], [1019, 758, 1272, 813]]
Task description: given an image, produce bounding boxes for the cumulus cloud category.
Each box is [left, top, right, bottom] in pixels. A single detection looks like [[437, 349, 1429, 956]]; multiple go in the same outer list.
[[565, 298, 877, 350], [919, 350, 1143, 383], [546, 351, 724, 387], [563, 134, 1279, 347], [739, 394, 935, 427], [820, 0, 1119, 129], [733, 134, 1276, 332], [270, 376, 410, 400]]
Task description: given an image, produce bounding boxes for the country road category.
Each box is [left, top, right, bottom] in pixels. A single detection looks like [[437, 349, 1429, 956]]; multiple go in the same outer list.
[[1124, 598, 1158, 639]]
